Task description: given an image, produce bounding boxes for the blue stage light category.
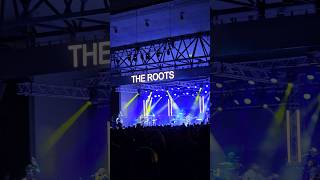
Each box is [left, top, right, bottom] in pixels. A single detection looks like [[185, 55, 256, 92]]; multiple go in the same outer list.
[[171, 88, 174, 90], [216, 83, 223, 88], [307, 74, 315, 80], [205, 91, 207, 94], [304, 93, 311, 100], [263, 104, 269, 109], [244, 98, 252, 105], [270, 78, 278, 84], [186, 92, 189, 95], [188, 87, 190, 89], [158, 95, 161, 97], [195, 86, 197, 88], [234, 99, 240, 105], [174, 94, 177, 96], [248, 80, 255, 85]]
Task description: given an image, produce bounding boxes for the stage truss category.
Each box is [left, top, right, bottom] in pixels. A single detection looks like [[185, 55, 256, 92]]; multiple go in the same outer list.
[[16, 31, 320, 109]]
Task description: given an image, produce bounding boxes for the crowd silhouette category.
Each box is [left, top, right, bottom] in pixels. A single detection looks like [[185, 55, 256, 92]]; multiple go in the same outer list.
[[111, 123, 210, 180]]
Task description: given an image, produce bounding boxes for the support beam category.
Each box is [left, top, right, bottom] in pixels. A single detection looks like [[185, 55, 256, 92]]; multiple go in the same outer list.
[[0, 8, 109, 30]]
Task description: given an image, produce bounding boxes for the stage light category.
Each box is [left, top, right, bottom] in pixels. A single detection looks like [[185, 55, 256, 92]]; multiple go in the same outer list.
[[145, 19, 150, 27], [124, 93, 140, 109], [177, 88, 180, 90], [156, 90, 158, 92], [263, 104, 269, 109], [307, 74, 315, 80], [183, 93, 186, 95], [145, 91, 148, 93], [234, 99, 240, 105], [158, 95, 160, 97], [42, 101, 92, 154], [195, 86, 197, 88], [244, 98, 252, 105], [304, 93, 311, 100], [248, 80, 255, 85], [171, 88, 173, 90], [188, 87, 190, 89], [186, 92, 189, 95], [270, 78, 278, 84], [154, 95, 157, 98], [174, 94, 177, 96], [180, 11, 184, 20], [217, 107, 223, 112], [167, 49, 171, 55], [216, 83, 223, 88], [275, 96, 281, 102], [206, 85, 209, 88], [205, 91, 208, 94]]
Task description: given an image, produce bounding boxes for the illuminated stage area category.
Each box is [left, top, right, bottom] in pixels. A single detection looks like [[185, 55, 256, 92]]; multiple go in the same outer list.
[[116, 79, 210, 127]]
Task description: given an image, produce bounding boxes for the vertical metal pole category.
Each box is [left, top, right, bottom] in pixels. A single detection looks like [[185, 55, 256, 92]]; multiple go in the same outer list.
[[286, 110, 291, 163], [296, 109, 302, 162], [106, 121, 110, 178]]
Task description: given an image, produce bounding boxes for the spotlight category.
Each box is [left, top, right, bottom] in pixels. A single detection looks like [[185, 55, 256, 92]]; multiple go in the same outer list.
[[263, 104, 269, 109], [216, 83, 223, 88], [174, 94, 177, 96], [188, 87, 190, 89], [248, 80, 255, 85], [145, 19, 150, 27], [186, 92, 189, 95], [234, 99, 240, 105], [156, 50, 161, 58], [113, 26, 118, 33], [275, 96, 281, 102], [206, 85, 209, 88], [270, 78, 278, 84], [158, 95, 161, 97], [146, 52, 151, 60], [145, 91, 148, 93], [156, 90, 158, 92], [133, 53, 138, 62], [304, 93, 311, 100], [180, 11, 184, 20], [177, 88, 180, 90], [307, 74, 315, 80], [154, 95, 157, 98], [167, 49, 171, 55], [171, 88, 174, 90], [217, 107, 223, 112], [195, 86, 197, 88], [205, 91, 208, 94], [244, 98, 252, 105]]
